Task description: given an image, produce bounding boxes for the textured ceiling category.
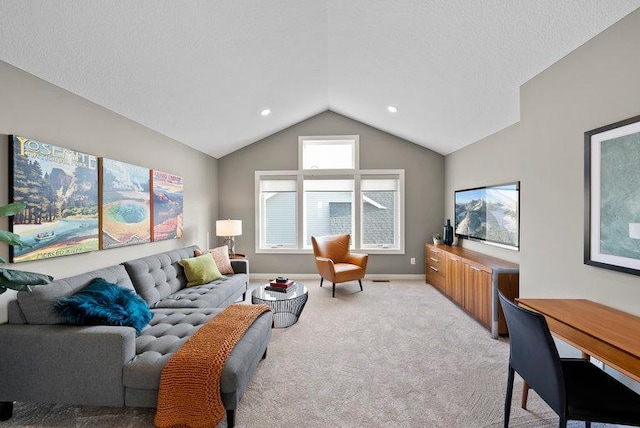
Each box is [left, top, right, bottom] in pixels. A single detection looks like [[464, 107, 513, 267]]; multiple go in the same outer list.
[[0, 1, 638, 158]]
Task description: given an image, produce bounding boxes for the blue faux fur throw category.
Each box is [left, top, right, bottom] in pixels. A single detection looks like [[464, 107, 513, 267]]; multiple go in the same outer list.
[[55, 277, 152, 332]]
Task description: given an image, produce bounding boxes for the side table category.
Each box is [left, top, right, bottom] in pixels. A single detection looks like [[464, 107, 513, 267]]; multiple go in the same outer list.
[[251, 282, 308, 328]]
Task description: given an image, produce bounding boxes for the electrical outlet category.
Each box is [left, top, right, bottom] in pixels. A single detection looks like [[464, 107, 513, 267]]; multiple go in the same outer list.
[[410, 257, 416, 265]]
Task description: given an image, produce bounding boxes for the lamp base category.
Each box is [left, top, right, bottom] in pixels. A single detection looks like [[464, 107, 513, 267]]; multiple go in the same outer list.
[[223, 236, 237, 257]]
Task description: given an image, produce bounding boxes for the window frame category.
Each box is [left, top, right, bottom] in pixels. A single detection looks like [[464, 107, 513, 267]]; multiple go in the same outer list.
[[359, 172, 405, 251], [298, 135, 359, 173], [257, 174, 299, 250], [255, 169, 405, 255]]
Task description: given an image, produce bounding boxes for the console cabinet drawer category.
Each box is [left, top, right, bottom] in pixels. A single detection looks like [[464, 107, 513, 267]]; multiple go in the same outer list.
[[425, 245, 445, 291]]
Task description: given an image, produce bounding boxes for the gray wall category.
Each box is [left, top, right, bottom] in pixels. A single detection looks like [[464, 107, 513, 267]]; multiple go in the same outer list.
[[218, 111, 444, 275], [445, 9, 640, 315], [445, 122, 522, 264], [0, 60, 218, 322]]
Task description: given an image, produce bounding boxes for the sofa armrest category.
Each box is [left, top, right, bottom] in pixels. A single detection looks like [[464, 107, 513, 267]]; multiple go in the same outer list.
[[0, 324, 136, 406], [231, 259, 249, 275]]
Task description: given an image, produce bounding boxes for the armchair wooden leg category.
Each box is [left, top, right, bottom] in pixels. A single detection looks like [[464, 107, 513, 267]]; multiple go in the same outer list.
[[320, 277, 323, 287], [0, 401, 13, 421], [332, 283, 336, 298], [359, 279, 363, 291], [226, 409, 235, 428], [521, 381, 529, 409]]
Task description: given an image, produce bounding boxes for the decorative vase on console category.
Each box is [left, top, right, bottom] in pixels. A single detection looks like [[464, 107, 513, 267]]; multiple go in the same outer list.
[[443, 219, 454, 246]]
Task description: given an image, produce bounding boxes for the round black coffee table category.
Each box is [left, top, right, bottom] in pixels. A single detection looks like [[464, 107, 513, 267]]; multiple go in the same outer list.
[[251, 282, 308, 328]]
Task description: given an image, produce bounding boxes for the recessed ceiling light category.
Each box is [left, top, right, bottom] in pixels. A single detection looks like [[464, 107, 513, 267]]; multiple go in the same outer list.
[[387, 105, 399, 113], [261, 108, 271, 116]]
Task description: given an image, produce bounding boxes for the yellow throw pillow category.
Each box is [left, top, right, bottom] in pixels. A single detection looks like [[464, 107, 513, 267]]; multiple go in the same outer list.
[[178, 253, 223, 286]]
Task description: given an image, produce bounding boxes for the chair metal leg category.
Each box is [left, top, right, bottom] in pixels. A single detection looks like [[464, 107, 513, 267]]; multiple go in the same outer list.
[[0, 401, 13, 421], [320, 277, 323, 287], [359, 279, 363, 291], [521, 381, 529, 409], [559, 416, 567, 428], [226, 409, 235, 428], [504, 366, 514, 428], [332, 283, 336, 298], [585, 422, 591, 428]]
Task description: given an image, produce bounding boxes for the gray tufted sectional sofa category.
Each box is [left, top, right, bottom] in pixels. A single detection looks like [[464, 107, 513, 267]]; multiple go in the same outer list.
[[0, 245, 272, 427]]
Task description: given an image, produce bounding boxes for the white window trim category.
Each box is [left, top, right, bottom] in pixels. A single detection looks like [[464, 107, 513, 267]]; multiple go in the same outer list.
[[255, 168, 405, 255], [359, 169, 405, 254], [255, 170, 299, 251], [298, 135, 359, 173]]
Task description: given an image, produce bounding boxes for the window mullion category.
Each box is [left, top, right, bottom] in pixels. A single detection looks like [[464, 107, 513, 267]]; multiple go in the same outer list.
[[354, 174, 361, 250], [296, 172, 304, 250]]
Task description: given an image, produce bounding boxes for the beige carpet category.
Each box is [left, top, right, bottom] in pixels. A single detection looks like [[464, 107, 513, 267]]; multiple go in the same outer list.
[[4, 280, 612, 427]]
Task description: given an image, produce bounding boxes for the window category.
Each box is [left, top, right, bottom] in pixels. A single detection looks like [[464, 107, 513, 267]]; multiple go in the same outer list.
[[304, 178, 354, 247], [299, 135, 357, 170], [256, 136, 404, 254], [361, 176, 400, 249], [258, 178, 297, 249]]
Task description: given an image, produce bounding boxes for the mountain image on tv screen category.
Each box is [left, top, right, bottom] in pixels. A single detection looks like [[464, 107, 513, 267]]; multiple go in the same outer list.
[[454, 183, 519, 248]]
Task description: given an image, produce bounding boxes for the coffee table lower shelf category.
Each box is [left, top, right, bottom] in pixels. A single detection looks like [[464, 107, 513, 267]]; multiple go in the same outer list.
[[251, 282, 308, 328]]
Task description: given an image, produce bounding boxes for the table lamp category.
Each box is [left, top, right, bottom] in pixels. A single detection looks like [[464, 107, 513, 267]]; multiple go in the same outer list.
[[216, 219, 242, 256]]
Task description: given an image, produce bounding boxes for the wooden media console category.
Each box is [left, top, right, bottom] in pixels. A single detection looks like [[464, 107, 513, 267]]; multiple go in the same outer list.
[[425, 244, 519, 338]]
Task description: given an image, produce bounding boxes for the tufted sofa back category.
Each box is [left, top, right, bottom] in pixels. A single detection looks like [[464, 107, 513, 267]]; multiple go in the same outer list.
[[122, 246, 198, 307], [12, 265, 134, 325]]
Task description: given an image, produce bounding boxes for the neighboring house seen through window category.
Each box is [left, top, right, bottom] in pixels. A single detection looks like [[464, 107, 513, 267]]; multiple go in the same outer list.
[[255, 135, 404, 254]]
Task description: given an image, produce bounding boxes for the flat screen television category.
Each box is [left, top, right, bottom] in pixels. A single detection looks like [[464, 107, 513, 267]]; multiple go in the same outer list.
[[454, 181, 520, 249]]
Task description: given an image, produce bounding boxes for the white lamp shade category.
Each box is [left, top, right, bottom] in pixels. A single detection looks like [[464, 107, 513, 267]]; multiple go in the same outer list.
[[630, 223, 640, 239], [216, 219, 242, 237]]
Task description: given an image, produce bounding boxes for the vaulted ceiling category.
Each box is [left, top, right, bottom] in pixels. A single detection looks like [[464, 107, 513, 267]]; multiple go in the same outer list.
[[1, 2, 638, 158]]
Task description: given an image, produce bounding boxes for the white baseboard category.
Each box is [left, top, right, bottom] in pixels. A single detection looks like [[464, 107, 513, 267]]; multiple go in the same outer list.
[[250, 273, 425, 282]]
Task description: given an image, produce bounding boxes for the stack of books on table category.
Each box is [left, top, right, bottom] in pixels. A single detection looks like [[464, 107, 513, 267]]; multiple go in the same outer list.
[[266, 279, 294, 292]]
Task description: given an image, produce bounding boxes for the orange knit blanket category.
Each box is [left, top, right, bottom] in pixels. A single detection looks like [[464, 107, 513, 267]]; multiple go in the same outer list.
[[155, 303, 272, 428]]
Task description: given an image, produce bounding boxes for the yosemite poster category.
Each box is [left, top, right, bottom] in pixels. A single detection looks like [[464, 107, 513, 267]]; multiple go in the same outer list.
[[9, 135, 99, 262]]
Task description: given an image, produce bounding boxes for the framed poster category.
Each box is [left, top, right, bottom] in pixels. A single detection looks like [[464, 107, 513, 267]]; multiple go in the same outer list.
[[151, 170, 183, 241], [584, 114, 640, 275], [100, 158, 151, 249], [9, 135, 99, 262]]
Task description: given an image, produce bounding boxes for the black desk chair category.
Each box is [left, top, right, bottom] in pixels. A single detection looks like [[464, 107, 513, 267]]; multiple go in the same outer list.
[[498, 292, 640, 428]]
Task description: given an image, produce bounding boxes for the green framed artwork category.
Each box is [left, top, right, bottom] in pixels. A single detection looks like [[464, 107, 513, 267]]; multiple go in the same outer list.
[[151, 170, 184, 241], [584, 114, 640, 275], [100, 158, 151, 249], [8, 135, 99, 262]]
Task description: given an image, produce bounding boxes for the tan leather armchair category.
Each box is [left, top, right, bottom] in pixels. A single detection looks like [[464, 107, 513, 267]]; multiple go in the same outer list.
[[311, 234, 368, 298]]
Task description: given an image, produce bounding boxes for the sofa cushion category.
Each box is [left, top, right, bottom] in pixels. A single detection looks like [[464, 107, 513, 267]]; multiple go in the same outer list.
[[151, 275, 247, 309], [123, 308, 224, 390], [54, 277, 152, 332], [122, 246, 198, 306], [16, 265, 135, 325], [123, 308, 273, 394], [178, 253, 223, 286]]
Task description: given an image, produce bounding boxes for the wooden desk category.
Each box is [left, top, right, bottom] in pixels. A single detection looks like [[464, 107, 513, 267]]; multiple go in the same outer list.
[[516, 298, 640, 383]]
